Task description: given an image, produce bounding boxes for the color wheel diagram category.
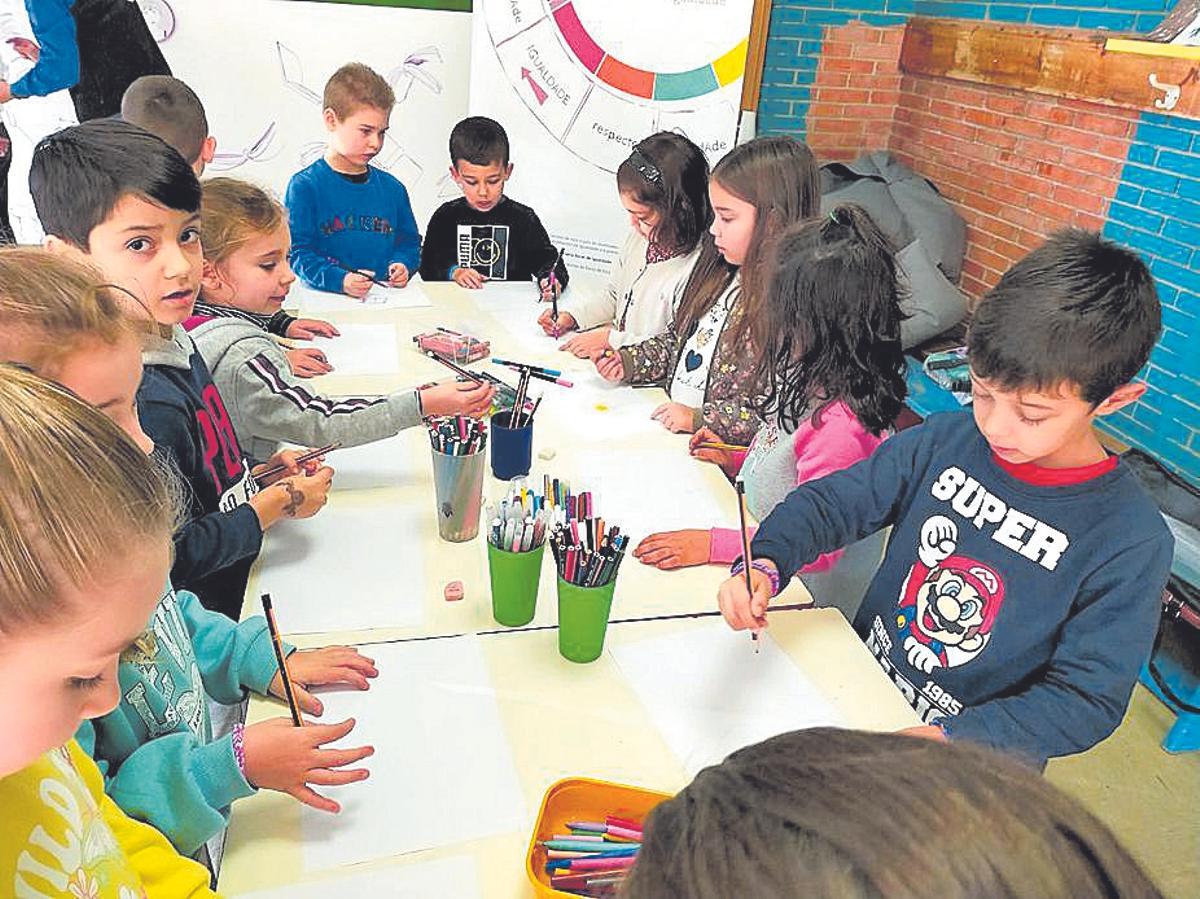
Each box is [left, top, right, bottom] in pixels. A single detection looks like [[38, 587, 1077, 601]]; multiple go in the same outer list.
[[483, 0, 753, 172]]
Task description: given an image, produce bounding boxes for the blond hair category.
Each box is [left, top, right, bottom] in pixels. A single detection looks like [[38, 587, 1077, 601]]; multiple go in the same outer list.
[[323, 62, 394, 119], [0, 365, 180, 633], [200, 177, 284, 268], [0, 247, 139, 375]]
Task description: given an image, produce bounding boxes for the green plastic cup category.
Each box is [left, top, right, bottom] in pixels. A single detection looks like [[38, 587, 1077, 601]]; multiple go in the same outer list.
[[556, 577, 616, 663], [488, 541, 545, 627]]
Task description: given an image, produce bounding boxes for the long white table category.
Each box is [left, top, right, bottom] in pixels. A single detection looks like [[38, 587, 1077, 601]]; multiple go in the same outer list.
[[220, 280, 917, 897]]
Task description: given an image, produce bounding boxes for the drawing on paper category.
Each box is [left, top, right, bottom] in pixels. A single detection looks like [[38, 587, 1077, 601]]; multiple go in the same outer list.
[[209, 122, 282, 172]]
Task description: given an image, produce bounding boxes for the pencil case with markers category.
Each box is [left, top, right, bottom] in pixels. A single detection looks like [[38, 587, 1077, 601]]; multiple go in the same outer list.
[[923, 347, 972, 400], [412, 329, 490, 363]]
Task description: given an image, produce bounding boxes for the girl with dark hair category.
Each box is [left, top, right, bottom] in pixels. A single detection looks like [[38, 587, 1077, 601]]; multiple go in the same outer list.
[[593, 134, 820, 445], [623, 727, 1162, 899], [634, 206, 907, 616], [539, 131, 712, 357]]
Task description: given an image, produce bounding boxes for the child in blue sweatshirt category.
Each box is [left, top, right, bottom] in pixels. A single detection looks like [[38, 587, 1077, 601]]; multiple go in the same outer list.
[[718, 230, 1174, 768], [31, 119, 342, 620], [286, 62, 420, 299], [0, 247, 378, 857]]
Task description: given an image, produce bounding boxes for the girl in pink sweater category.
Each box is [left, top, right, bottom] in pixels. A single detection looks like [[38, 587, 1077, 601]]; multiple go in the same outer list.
[[634, 205, 908, 615]]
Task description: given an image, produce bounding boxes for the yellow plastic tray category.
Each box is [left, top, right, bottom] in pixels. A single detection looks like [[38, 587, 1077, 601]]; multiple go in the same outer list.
[[525, 777, 672, 897]]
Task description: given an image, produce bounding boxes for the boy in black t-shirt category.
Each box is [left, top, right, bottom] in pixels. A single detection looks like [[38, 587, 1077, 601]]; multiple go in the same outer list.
[[420, 116, 567, 295]]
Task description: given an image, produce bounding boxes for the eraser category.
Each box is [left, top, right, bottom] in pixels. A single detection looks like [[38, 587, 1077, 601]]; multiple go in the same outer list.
[[538, 448, 557, 460], [444, 580, 464, 602]]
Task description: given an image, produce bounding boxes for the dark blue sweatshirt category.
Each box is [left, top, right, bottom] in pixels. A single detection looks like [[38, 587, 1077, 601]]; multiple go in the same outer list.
[[751, 412, 1173, 766], [285, 158, 420, 293], [137, 326, 262, 619]]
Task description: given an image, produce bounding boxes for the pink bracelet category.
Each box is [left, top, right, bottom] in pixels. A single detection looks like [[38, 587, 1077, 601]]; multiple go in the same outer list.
[[232, 722, 246, 773], [731, 559, 781, 597]]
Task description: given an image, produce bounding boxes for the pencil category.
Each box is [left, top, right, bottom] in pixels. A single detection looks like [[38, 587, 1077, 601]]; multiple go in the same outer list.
[[332, 260, 390, 289], [425, 350, 485, 384], [261, 594, 304, 726], [254, 442, 340, 485], [695, 441, 750, 453], [735, 479, 760, 653], [491, 358, 562, 377]]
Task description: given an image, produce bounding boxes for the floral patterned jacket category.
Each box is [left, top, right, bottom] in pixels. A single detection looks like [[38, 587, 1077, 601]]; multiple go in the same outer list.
[[616, 282, 764, 446]]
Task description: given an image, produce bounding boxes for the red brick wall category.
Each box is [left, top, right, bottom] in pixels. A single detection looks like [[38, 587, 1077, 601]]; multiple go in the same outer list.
[[806, 21, 1139, 299], [806, 22, 904, 162]]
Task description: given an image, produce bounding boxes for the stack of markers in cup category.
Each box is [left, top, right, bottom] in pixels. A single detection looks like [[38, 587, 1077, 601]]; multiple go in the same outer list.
[[426, 415, 487, 455], [542, 815, 644, 896], [544, 477, 629, 588], [487, 484, 549, 553]]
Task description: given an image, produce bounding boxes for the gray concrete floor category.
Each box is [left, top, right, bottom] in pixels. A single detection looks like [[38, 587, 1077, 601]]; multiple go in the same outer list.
[[1047, 686, 1199, 899]]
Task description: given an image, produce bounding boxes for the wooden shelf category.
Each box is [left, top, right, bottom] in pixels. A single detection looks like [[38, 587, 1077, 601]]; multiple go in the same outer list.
[[1105, 38, 1200, 61], [901, 18, 1200, 117]]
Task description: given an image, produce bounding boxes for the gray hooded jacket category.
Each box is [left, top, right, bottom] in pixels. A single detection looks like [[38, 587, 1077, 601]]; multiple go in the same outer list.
[[186, 314, 420, 462]]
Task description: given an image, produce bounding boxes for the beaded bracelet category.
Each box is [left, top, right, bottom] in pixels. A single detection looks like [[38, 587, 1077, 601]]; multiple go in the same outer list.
[[730, 559, 781, 597], [232, 722, 246, 774]]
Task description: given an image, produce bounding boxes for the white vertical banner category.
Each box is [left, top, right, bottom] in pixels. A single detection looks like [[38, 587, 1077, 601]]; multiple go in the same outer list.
[[469, 0, 754, 273]]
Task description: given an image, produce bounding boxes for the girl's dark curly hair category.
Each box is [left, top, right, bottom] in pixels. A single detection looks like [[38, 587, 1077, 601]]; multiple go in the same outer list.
[[754, 204, 907, 435]]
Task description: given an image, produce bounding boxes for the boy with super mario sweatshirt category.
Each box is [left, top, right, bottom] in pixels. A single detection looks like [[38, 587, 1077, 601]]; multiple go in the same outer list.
[[718, 230, 1173, 767]]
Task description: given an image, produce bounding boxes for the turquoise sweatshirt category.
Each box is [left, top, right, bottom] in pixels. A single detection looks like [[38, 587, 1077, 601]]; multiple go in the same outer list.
[[75, 580, 293, 856]]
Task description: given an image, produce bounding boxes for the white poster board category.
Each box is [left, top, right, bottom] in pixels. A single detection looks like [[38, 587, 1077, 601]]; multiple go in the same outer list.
[[153, 0, 472, 224], [468, 0, 754, 273]]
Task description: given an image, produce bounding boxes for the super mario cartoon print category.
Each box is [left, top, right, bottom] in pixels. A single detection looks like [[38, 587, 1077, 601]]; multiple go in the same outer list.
[[895, 515, 1007, 674]]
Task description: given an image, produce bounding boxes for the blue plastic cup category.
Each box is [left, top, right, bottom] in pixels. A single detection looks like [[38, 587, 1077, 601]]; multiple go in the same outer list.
[[490, 408, 533, 480]]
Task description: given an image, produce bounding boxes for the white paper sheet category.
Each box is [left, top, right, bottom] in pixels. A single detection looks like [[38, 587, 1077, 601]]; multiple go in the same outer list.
[[290, 280, 434, 314], [568, 449, 737, 541], [300, 637, 526, 871], [232, 855, 480, 898], [311, 324, 401, 376], [256, 501, 425, 634], [610, 621, 844, 775], [319, 433, 422, 492]]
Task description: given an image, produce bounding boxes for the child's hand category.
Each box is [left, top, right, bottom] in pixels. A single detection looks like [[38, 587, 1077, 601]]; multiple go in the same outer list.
[[286, 347, 333, 378], [277, 466, 334, 519], [689, 427, 738, 473], [652, 402, 697, 434], [537, 307, 575, 336], [897, 724, 949, 743], [633, 530, 711, 570], [419, 380, 496, 418], [560, 327, 610, 358], [387, 263, 409, 287], [242, 717, 373, 813], [453, 267, 487, 289], [593, 348, 625, 382], [253, 448, 313, 486], [717, 568, 773, 632], [0, 81, 11, 104], [343, 270, 374, 299], [286, 318, 340, 340], [269, 646, 379, 716]]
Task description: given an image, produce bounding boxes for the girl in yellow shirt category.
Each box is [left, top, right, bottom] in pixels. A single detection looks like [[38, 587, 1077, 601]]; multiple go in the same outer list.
[[0, 365, 217, 898]]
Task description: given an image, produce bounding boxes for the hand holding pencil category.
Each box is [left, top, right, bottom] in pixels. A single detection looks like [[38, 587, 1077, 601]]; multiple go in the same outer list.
[[688, 427, 746, 475]]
